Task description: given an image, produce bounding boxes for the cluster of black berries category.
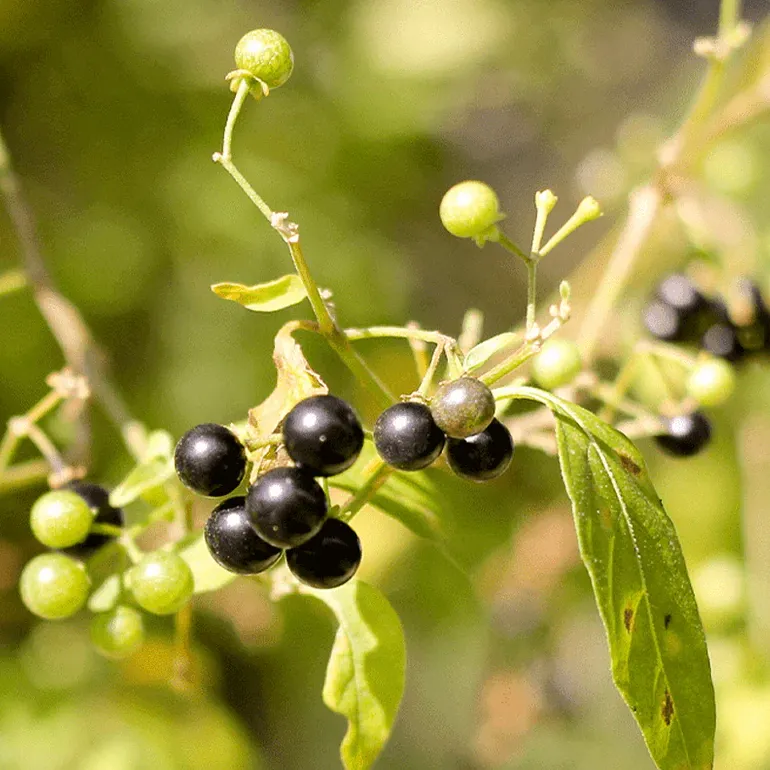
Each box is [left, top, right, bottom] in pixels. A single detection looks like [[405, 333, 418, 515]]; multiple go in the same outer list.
[[643, 274, 770, 362], [174, 395, 365, 589], [373, 377, 514, 481]]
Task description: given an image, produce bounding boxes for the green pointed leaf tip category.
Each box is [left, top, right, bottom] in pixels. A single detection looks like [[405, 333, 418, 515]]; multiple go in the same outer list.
[[463, 332, 519, 373], [179, 532, 237, 594], [109, 458, 174, 508], [511, 387, 714, 770], [211, 275, 308, 313], [305, 580, 406, 770]]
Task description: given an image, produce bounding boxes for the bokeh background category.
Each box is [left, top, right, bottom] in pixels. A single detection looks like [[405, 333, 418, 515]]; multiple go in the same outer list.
[[1, 0, 770, 767]]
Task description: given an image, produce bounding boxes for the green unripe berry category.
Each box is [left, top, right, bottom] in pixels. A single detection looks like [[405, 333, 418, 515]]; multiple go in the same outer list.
[[128, 552, 194, 616], [430, 377, 496, 439], [30, 490, 94, 549], [19, 553, 90, 620], [531, 338, 582, 390], [687, 358, 736, 407], [439, 181, 502, 240], [234, 29, 294, 90], [91, 605, 144, 659]]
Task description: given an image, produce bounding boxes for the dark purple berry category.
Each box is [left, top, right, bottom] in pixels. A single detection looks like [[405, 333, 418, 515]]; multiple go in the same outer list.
[[286, 518, 361, 589], [446, 418, 514, 481], [373, 402, 445, 471], [245, 467, 327, 549], [656, 274, 705, 316], [643, 301, 683, 342], [283, 395, 364, 477], [204, 496, 282, 574], [702, 323, 745, 362], [64, 481, 124, 557], [174, 423, 246, 497], [654, 412, 712, 457]]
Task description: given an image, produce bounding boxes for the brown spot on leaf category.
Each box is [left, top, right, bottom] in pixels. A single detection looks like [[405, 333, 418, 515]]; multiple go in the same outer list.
[[623, 607, 634, 632], [619, 453, 641, 476], [664, 613, 672, 629], [662, 690, 674, 726]]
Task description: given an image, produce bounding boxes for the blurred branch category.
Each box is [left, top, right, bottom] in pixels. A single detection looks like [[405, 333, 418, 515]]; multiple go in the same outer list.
[[0, 128, 143, 458]]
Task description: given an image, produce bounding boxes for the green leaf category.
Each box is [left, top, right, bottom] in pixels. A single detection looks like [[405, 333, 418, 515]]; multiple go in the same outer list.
[[303, 580, 406, 770], [507, 386, 715, 770], [211, 275, 307, 313], [463, 332, 519, 373], [109, 457, 174, 508], [88, 574, 121, 612], [179, 532, 237, 594]]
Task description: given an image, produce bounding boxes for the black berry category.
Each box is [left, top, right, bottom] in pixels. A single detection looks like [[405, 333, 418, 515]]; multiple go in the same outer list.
[[246, 467, 327, 548], [283, 395, 364, 476], [654, 412, 712, 457], [205, 496, 282, 574], [446, 418, 514, 481], [286, 518, 361, 589], [373, 402, 445, 471], [430, 377, 496, 439], [656, 274, 705, 316], [702, 323, 745, 362], [643, 301, 683, 342], [174, 423, 246, 497], [64, 481, 124, 557]]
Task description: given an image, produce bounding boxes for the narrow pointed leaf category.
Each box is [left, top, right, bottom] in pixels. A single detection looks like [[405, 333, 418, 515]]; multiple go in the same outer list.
[[109, 457, 174, 508], [303, 580, 406, 770], [464, 332, 519, 372], [211, 275, 307, 312]]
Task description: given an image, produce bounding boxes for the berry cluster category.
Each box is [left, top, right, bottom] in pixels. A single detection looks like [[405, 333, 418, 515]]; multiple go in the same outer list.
[[373, 377, 514, 481], [643, 274, 770, 362], [175, 395, 364, 589]]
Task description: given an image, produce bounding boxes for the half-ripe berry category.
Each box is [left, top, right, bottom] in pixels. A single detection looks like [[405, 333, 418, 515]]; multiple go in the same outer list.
[[439, 181, 502, 240], [654, 412, 712, 457], [446, 418, 514, 481], [30, 490, 93, 549], [287, 518, 361, 589], [246, 467, 327, 549], [687, 358, 736, 407], [234, 29, 294, 89], [64, 481, 124, 557], [128, 551, 194, 616], [283, 395, 364, 476], [373, 401, 445, 471], [205, 496, 282, 574], [530, 338, 583, 390], [90, 605, 144, 659], [19, 553, 91, 620], [430, 377, 496, 439], [174, 423, 246, 497]]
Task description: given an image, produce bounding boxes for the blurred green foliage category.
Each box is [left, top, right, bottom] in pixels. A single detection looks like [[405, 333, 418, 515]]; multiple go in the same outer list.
[[1, 0, 770, 768]]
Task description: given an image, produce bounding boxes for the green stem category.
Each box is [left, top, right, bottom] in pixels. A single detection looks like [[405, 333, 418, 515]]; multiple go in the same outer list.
[[222, 80, 251, 161], [495, 231, 529, 261], [525, 258, 538, 332], [215, 155, 273, 222], [417, 341, 445, 398], [344, 325, 451, 345], [337, 461, 393, 522], [0, 459, 48, 495], [479, 341, 536, 387]]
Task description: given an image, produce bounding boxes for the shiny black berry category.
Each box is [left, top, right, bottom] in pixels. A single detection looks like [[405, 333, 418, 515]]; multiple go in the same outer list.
[[702, 323, 745, 362], [174, 423, 246, 497], [286, 518, 361, 589], [656, 274, 705, 316], [654, 412, 712, 457], [643, 300, 683, 341], [446, 418, 514, 481], [246, 467, 327, 548], [204, 496, 282, 574], [64, 481, 124, 557], [283, 395, 364, 476], [430, 377, 496, 439], [373, 402, 445, 471]]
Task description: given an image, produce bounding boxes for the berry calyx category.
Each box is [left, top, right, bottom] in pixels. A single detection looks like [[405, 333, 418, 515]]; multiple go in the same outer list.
[[246, 467, 327, 549], [430, 377, 496, 439], [19, 553, 90, 620], [283, 395, 364, 476], [205, 496, 282, 574], [530, 338, 583, 390], [446, 418, 514, 481], [287, 518, 361, 589], [128, 552, 194, 616], [30, 490, 93, 549], [64, 481, 124, 557], [439, 181, 502, 240], [174, 423, 246, 497], [373, 401, 445, 471], [655, 412, 712, 457], [234, 29, 294, 90], [687, 358, 736, 407], [90, 605, 144, 659]]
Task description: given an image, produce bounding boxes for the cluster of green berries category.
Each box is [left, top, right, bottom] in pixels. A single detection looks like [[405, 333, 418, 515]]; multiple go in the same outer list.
[[374, 377, 514, 481], [19, 481, 168, 658], [175, 395, 365, 589]]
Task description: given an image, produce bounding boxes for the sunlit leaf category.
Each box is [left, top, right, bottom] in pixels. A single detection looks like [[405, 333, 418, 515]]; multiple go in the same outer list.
[[211, 275, 307, 313], [179, 532, 237, 594], [463, 332, 519, 373], [303, 580, 406, 770], [109, 458, 174, 508], [507, 386, 715, 770]]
